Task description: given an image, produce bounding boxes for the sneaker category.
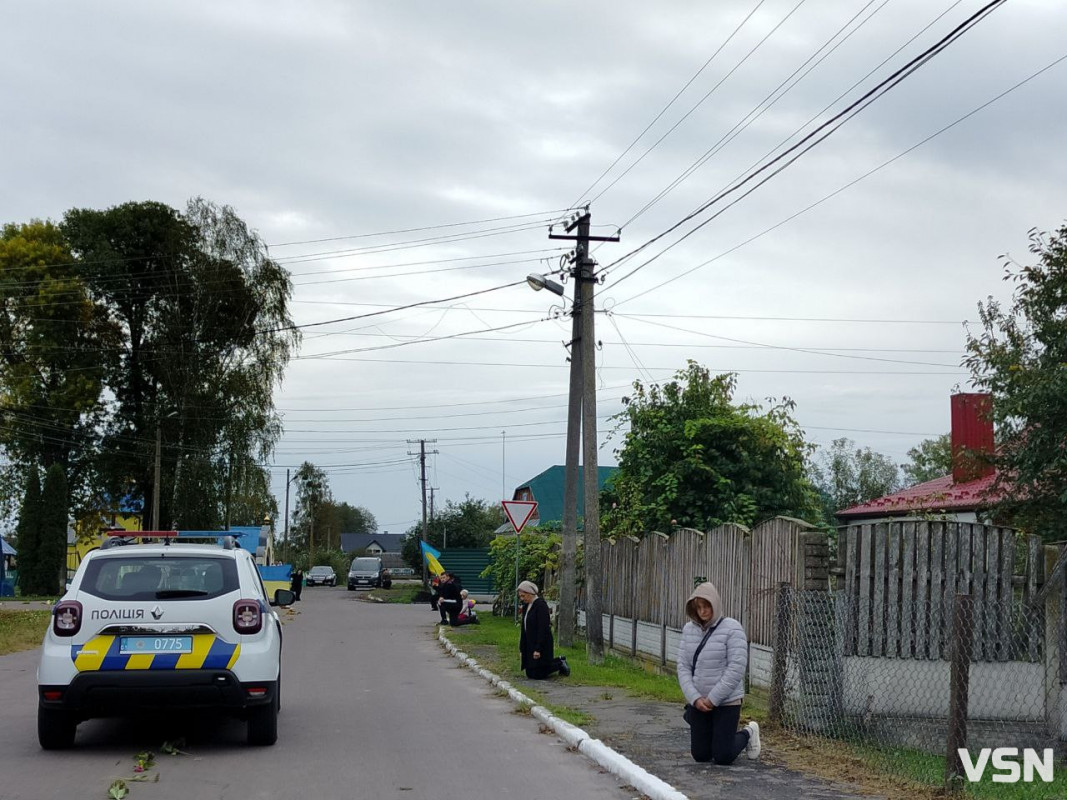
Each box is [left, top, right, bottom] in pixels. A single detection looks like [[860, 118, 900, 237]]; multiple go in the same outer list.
[[745, 721, 761, 760], [558, 656, 571, 677], [471, 616, 481, 625]]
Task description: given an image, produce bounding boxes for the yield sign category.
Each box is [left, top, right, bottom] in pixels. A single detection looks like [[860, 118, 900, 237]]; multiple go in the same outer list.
[[501, 500, 538, 534]]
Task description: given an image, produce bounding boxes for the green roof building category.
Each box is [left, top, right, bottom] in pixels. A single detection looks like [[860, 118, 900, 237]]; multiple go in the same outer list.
[[507, 465, 618, 528]]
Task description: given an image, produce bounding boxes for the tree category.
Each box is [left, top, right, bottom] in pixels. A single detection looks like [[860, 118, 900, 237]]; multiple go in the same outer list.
[[333, 502, 378, 535], [901, 434, 952, 485], [227, 459, 279, 527], [0, 221, 119, 519], [14, 469, 42, 595], [289, 462, 329, 561], [964, 224, 1067, 539], [38, 464, 69, 595], [811, 438, 901, 522], [60, 198, 298, 528], [602, 362, 821, 536]]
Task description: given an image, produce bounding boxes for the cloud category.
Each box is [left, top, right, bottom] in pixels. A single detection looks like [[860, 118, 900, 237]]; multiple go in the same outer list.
[[1, 0, 1064, 528]]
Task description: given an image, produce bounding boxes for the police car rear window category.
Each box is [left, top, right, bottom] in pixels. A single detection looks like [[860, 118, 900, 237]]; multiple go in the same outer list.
[[80, 556, 240, 601]]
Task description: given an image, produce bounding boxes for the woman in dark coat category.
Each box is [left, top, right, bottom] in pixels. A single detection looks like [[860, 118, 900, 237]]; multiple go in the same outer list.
[[517, 581, 570, 680]]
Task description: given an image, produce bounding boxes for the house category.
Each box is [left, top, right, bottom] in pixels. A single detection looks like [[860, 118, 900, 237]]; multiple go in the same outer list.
[[500, 465, 619, 531], [339, 532, 406, 555], [67, 495, 145, 576], [836, 392, 1001, 523]]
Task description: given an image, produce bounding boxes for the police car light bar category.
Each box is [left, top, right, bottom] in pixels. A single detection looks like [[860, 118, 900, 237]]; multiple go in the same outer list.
[[104, 530, 179, 537]]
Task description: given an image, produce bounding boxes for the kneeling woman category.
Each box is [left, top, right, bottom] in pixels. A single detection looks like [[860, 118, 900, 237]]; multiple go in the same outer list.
[[517, 581, 570, 679], [676, 582, 760, 764]]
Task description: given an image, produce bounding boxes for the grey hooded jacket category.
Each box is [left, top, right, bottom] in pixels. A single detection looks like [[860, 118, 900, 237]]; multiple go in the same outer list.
[[676, 582, 747, 707]]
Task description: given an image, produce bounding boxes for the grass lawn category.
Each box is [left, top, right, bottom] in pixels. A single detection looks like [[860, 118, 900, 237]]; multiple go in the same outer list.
[[0, 609, 50, 655]]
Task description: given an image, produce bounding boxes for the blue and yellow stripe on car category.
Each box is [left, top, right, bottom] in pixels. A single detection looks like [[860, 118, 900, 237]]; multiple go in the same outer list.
[[70, 635, 240, 672]]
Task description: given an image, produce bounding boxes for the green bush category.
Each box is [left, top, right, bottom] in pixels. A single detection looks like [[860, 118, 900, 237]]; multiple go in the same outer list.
[[482, 531, 561, 603]]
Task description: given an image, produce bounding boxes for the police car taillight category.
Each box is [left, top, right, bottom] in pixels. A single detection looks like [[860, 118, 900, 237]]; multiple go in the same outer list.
[[53, 601, 82, 637], [233, 600, 262, 635]]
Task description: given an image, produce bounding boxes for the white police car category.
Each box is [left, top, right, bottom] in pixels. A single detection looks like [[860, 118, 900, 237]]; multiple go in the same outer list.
[[37, 532, 293, 749]]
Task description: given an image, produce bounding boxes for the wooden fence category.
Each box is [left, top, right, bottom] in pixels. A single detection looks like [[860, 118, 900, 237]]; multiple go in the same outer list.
[[838, 521, 1042, 661], [600, 517, 822, 649]]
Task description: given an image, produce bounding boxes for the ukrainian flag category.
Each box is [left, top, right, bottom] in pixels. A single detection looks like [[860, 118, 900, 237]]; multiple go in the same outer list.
[[420, 540, 444, 576]]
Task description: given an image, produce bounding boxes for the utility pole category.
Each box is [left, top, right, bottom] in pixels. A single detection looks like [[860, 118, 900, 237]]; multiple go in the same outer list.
[[224, 451, 233, 531], [283, 468, 291, 565], [409, 438, 438, 584], [429, 487, 436, 522], [151, 422, 162, 531], [549, 209, 618, 662]]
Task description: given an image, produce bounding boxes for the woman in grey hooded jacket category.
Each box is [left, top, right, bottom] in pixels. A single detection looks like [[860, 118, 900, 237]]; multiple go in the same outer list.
[[676, 582, 760, 764]]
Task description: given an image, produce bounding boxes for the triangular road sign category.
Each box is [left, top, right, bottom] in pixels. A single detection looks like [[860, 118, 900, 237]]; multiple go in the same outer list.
[[501, 499, 538, 534]]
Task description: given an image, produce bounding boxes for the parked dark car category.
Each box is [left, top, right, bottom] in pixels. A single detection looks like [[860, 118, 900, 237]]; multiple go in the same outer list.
[[347, 557, 391, 590], [306, 565, 336, 587]]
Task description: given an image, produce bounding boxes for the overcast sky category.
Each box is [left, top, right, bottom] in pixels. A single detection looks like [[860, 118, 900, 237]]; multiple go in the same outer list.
[[2, 0, 1065, 535]]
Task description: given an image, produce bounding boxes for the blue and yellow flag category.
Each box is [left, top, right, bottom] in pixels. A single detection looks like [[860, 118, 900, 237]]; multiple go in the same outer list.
[[419, 540, 444, 576]]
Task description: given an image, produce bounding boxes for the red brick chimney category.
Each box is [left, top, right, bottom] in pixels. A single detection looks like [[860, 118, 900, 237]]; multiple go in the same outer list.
[[950, 393, 994, 484]]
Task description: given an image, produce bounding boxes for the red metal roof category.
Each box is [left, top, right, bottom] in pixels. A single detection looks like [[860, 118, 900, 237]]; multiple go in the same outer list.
[[836, 471, 1003, 519]]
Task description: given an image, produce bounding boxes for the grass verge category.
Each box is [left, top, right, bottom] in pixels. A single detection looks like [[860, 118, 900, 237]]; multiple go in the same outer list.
[[445, 615, 1056, 799], [444, 613, 690, 729], [363, 585, 423, 604], [0, 595, 58, 604], [0, 609, 50, 655], [772, 728, 1067, 800]]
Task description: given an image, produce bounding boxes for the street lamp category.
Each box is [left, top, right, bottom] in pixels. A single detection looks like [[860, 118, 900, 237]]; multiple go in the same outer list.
[[526, 273, 565, 296]]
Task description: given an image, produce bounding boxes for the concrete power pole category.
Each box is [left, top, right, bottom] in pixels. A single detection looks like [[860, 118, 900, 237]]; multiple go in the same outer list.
[[550, 210, 618, 662], [420, 440, 428, 584], [410, 438, 438, 585]]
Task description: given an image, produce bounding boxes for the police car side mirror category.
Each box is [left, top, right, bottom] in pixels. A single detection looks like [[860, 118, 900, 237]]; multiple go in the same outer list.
[[272, 589, 296, 607]]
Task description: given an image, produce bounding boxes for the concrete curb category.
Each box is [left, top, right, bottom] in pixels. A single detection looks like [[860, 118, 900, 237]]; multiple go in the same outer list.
[[438, 629, 689, 800]]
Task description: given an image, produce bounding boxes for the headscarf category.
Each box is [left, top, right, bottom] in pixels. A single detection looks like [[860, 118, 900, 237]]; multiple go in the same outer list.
[[517, 580, 539, 595]]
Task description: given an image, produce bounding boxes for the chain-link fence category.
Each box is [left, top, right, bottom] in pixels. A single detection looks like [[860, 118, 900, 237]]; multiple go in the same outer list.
[[772, 588, 1062, 793]]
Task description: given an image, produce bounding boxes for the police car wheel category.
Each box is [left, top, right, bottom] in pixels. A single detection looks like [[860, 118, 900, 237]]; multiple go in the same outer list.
[[38, 706, 77, 750], [247, 692, 279, 746]]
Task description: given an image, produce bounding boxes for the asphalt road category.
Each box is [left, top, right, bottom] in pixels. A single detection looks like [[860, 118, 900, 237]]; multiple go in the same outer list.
[[0, 589, 632, 800]]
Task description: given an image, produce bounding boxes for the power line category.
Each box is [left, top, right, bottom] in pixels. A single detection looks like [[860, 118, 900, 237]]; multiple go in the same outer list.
[[285, 327, 965, 354], [0, 209, 572, 277], [619, 0, 897, 229], [290, 353, 967, 375], [268, 208, 576, 248], [255, 279, 525, 336], [570, 0, 770, 207], [612, 47, 1067, 308], [292, 317, 549, 359], [289, 299, 973, 326], [589, 0, 812, 207], [611, 313, 961, 368], [600, 0, 1007, 291]]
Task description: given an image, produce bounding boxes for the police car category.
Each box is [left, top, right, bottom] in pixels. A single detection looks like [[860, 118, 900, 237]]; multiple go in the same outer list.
[[37, 531, 293, 749]]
